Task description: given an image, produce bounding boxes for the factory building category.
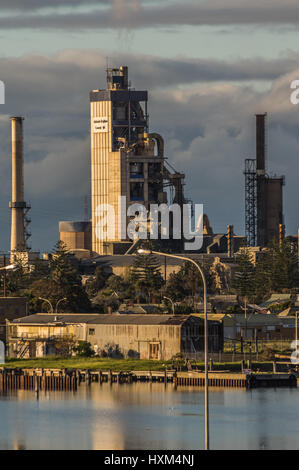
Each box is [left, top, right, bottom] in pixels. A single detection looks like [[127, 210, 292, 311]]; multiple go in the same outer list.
[[245, 113, 285, 247], [59, 66, 248, 258], [89, 66, 187, 255], [59, 221, 92, 252]]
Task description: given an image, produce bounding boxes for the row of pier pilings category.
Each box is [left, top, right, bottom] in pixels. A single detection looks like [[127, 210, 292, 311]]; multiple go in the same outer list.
[[0, 368, 174, 392], [0, 367, 296, 392], [0, 369, 78, 392]]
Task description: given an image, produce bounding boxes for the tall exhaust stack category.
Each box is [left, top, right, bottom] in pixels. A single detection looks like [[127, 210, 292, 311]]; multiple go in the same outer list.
[[256, 113, 267, 247], [9, 117, 27, 253]]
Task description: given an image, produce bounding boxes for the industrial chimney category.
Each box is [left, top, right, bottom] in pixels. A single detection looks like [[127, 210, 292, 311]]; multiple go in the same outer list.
[[227, 225, 234, 257], [9, 117, 30, 254]]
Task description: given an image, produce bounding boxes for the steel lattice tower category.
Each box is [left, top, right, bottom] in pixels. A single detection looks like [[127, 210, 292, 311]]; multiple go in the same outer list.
[[244, 158, 257, 246]]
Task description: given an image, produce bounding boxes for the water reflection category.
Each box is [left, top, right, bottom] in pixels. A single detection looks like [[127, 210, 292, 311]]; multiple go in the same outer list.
[[0, 383, 298, 450]]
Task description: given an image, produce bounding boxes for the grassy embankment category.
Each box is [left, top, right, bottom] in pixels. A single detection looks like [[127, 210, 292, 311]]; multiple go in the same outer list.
[[0, 357, 286, 373]]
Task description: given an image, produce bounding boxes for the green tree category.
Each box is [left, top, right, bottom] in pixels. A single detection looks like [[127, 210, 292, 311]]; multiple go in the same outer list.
[[86, 265, 111, 297], [130, 252, 164, 302], [105, 274, 129, 294], [232, 246, 256, 302], [255, 239, 299, 296], [72, 341, 94, 357], [165, 262, 211, 304], [30, 241, 91, 313], [1, 262, 26, 296]]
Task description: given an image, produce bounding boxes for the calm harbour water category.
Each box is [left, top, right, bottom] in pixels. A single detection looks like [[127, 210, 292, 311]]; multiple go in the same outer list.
[[0, 382, 298, 450]]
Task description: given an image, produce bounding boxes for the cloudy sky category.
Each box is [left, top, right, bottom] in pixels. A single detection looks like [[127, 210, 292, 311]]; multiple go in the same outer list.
[[0, 0, 299, 252]]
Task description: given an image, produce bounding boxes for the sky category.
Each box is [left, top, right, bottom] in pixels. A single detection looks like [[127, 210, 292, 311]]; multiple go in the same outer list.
[[0, 0, 299, 253]]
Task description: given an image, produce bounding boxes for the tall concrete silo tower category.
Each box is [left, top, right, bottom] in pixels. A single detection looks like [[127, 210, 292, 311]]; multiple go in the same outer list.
[[90, 66, 181, 255]]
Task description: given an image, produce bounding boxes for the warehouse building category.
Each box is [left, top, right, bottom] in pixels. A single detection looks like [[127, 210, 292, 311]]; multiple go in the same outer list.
[[6, 313, 223, 360]]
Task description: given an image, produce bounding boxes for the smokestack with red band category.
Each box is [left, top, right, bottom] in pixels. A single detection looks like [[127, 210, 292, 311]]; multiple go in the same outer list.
[[9, 117, 26, 253]]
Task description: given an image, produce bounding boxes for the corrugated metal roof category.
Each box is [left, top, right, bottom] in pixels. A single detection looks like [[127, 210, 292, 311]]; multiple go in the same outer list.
[[11, 314, 102, 325], [223, 313, 295, 327], [90, 314, 194, 326], [11, 313, 201, 326]]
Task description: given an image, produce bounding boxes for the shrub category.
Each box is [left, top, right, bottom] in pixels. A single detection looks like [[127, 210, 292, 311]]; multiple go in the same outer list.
[[72, 341, 94, 357], [127, 349, 140, 359], [102, 343, 124, 359], [261, 347, 276, 361]]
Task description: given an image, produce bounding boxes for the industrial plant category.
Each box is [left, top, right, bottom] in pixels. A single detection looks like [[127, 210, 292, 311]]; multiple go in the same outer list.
[[1, 65, 298, 370], [245, 113, 285, 247], [1, 66, 293, 273]]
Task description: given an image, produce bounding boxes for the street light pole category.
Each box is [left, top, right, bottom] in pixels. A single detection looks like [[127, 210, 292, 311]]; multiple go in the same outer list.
[[0, 263, 17, 297], [3, 255, 6, 297], [138, 249, 209, 450], [163, 296, 175, 315], [296, 312, 298, 347]]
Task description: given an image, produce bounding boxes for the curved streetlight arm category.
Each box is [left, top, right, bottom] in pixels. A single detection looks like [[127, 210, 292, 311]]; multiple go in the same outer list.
[[55, 298, 67, 313], [0, 264, 18, 297], [0, 265, 17, 272], [39, 297, 54, 314]]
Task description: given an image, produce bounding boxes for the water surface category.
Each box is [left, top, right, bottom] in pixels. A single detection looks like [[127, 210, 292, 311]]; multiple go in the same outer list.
[[0, 383, 298, 450]]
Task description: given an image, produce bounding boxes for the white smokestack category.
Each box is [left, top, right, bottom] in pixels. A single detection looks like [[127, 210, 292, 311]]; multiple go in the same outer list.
[[9, 117, 26, 253]]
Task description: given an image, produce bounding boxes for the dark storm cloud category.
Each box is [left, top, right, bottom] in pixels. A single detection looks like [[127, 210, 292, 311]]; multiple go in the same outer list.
[[0, 49, 296, 96], [0, 0, 109, 11], [0, 0, 299, 29], [0, 49, 299, 252]]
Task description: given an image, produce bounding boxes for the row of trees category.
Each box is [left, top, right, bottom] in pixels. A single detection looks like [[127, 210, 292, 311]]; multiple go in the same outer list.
[[1, 238, 299, 314], [2, 241, 91, 313], [233, 239, 299, 303]]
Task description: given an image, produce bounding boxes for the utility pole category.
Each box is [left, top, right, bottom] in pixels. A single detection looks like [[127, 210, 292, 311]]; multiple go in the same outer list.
[[3, 255, 6, 297]]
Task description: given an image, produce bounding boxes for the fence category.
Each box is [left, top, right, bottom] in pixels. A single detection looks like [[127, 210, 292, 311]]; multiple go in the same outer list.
[[182, 338, 294, 363]]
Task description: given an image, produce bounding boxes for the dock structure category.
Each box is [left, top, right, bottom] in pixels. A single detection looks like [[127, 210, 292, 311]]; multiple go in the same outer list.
[[0, 368, 78, 392], [0, 368, 296, 391], [176, 372, 248, 388]]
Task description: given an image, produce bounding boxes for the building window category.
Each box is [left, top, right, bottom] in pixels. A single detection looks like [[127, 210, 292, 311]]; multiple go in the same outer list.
[[148, 183, 160, 202], [130, 162, 144, 178], [130, 182, 144, 201], [89, 328, 95, 336]]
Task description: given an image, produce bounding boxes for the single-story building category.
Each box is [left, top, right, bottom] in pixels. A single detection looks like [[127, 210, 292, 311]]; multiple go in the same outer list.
[[194, 312, 298, 341], [6, 314, 99, 359], [0, 297, 29, 342], [221, 313, 296, 341], [6, 313, 223, 360]]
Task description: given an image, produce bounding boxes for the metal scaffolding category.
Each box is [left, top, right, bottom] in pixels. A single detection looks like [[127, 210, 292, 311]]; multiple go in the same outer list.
[[244, 158, 257, 246]]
